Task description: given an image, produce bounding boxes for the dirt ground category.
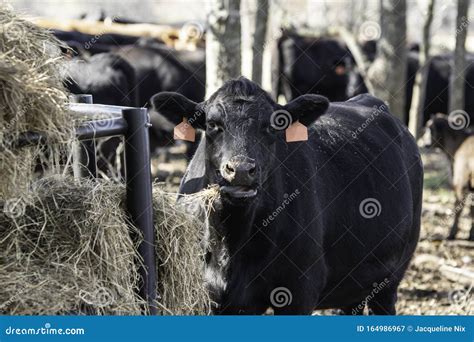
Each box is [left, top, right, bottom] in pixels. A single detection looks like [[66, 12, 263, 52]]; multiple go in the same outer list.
[[153, 148, 474, 315], [397, 149, 473, 315]]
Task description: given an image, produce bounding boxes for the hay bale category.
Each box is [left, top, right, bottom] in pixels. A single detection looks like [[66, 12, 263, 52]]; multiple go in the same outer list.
[[0, 8, 72, 198], [0, 176, 219, 315], [152, 185, 219, 315], [0, 176, 144, 315]]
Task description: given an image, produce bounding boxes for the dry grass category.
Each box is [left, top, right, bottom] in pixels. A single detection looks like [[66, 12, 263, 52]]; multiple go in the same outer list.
[[0, 7, 217, 315], [153, 184, 219, 315], [0, 176, 219, 315], [0, 7, 72, 198], [0, 176, 144, 315]]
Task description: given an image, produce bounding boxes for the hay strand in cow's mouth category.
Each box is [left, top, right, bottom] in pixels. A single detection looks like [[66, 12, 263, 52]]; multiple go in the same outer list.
[[152, 184, 219, 314]]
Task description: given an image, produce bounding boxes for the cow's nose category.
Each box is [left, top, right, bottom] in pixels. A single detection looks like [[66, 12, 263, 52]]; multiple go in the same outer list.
[[221, 156, 256, 185]]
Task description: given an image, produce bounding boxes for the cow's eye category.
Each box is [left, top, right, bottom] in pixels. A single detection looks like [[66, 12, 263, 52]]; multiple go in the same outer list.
[[206, 121, 222, 133]]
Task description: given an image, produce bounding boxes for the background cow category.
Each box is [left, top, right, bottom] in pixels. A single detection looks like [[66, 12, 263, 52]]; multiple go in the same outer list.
[[422, 113, 474, 241], [272, 32, 353, 102]]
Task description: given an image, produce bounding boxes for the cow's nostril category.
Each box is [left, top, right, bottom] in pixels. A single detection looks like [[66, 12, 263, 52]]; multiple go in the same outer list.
[[225, 164, 235, 174]]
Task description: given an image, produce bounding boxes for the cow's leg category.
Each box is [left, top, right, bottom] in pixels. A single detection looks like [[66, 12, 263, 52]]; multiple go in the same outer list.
[[368, 286, 397, 315], [448, 192, 467, 240], [271, 289, 319, 315], [272, 302, 315, 315]]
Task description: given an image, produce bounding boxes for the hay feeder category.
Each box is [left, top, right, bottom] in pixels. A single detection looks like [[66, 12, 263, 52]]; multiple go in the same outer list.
[[12, 96, 158, 314]]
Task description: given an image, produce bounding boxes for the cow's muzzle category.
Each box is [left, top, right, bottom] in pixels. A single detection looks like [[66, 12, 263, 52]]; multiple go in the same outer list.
[[219, 155, 258, 198]]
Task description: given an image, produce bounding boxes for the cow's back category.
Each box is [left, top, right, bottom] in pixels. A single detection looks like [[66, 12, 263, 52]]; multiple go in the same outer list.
[[273, 94, 422, 308]]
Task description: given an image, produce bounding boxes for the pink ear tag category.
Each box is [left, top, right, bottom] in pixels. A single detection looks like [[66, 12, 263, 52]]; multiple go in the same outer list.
[[285, 121, 308, 142], [174, 118, 195, 142]]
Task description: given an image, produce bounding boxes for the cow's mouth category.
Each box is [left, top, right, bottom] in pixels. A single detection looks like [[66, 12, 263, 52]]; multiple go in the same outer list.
[[220, 185, 258, 198]]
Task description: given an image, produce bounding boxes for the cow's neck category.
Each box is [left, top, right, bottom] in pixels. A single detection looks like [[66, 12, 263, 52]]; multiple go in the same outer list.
[[213, 200, 261, 257], [442, 130, 471, 162]]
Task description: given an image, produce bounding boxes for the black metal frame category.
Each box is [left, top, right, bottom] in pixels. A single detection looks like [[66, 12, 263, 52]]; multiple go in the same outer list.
[[15, 95, 157, 315]]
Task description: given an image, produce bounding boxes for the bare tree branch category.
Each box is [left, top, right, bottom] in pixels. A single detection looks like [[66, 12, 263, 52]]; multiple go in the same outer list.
[[408, 0, 436, 139], [448, 0, 470, 114], [367, 0, 407, 122], [206, 0, 242, 97]]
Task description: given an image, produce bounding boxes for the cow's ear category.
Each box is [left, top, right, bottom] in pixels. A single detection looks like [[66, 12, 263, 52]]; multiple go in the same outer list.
[[151, 92, 205, 128], [283, 94, 329, 126]]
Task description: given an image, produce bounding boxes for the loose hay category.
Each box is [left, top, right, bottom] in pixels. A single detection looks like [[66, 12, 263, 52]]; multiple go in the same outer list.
[[0, 176, 219, 315], [0, 176, 144, 315], [153, 184, 219, 315], [0, 7, 73, 198]]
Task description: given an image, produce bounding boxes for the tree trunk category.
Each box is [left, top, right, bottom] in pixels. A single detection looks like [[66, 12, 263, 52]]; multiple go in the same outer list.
[[448, 0, 470, 114], [367, 0, 407, 122], [206, 0, 242, 97], [408, 0, 436, 139], [251, 0, 268, 85]]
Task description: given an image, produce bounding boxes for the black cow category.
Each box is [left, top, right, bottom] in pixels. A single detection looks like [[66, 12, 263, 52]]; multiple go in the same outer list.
[[273, 33, 353, 102], [65, 53, 138, 177], [118, 44, 206, 160], [356, 41, 474, 126], [64, 53, 177, 175], [153, 77, 423, 315], [115, 45, 205, 106], [65, 52, 138, 107], [421, 114, 474, 240], [422, 54, 474, 125], [53, 29, 141, 47]]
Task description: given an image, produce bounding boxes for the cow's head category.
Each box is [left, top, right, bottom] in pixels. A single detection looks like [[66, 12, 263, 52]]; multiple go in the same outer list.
[[286, 37, 351, 100], [152, 78, 329, 203], [420, 113, 449, 149]]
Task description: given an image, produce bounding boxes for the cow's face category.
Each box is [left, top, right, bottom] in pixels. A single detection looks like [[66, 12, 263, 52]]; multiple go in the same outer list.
[[203, 95, 277, 200], [152, 78, 329, 203], [420, 114, 448, 149]]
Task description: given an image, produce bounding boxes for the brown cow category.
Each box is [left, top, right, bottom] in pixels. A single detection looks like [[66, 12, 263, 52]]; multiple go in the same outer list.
[[421, 113, 474, 240]]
